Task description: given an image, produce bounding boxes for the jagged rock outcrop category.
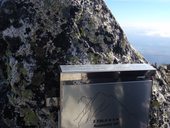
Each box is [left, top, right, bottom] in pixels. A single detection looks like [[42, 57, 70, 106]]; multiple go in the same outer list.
[[0, 0, 169, 127], [149, 65, 170, 128]]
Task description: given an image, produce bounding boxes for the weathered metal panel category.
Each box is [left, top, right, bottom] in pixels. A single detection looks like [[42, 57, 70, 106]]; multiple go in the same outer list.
[[60, 80, 152, 128]]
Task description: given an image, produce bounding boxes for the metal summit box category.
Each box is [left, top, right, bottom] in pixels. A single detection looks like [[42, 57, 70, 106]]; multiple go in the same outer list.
[[58, 64, 155, 128]]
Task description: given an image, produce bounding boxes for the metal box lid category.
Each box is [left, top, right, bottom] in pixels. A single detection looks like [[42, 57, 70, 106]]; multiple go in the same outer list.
[[59, 64, 155, 73], [59, 64, 156, 83]]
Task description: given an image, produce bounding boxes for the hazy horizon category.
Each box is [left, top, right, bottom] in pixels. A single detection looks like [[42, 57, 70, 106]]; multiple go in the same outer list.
[[105, 0, 170, 64]]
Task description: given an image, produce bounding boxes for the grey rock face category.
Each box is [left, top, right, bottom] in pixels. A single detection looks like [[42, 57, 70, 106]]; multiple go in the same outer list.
[[0, 0, 168, 127], [149, 65, 170, 128]]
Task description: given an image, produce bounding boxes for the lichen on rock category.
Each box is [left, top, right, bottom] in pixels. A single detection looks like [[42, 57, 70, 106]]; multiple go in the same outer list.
[[23, 107, 39, 126]]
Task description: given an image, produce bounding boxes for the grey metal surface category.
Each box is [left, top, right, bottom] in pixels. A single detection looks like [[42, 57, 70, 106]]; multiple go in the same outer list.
[[60, 80, 152, 128], [59, 64, 155, 73]]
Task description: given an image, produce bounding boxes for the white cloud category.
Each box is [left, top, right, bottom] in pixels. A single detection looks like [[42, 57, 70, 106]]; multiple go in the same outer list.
[[105, 0, 170, 3], [145, 30, 170, 38], [122, 22, 170, 38], [105, 0, 170, 2]]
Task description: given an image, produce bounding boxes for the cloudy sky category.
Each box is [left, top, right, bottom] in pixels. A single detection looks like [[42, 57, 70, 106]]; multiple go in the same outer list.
[[105, 0, 170, 38], [105, 0, 170, 64]]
